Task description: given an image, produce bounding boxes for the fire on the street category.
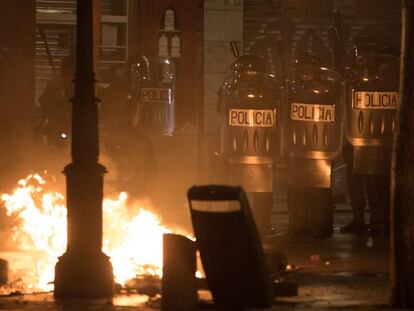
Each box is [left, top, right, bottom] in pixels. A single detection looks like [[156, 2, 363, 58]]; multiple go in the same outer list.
[[0, 174, 179, 293]]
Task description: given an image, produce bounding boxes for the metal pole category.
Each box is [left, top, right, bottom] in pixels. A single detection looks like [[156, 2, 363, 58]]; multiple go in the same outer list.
[[333, 10, 346, 77], [54, 0, 113, 299], [391, 0, 414, 307]]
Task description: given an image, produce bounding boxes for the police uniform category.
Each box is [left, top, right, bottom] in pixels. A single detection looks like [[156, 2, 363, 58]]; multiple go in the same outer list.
[[217, 54, 281, 239], [286, 52, 342, 238], [39, 53, 75, 148], [341, 38, 398, 235]]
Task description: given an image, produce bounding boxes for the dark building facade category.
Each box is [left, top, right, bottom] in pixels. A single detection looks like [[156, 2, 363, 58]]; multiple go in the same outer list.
[[244, 0, 401, 76], [0, 0, 403, 225]]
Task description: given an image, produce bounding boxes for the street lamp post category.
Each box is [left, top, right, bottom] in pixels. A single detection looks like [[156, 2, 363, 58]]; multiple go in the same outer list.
[[54, 0, 113, 299]]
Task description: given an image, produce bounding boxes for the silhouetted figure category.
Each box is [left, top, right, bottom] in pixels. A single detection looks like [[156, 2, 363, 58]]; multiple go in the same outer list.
[[286, 52, 342, 238], [39, 52, 75, 149], [341, 37, 398, 235]]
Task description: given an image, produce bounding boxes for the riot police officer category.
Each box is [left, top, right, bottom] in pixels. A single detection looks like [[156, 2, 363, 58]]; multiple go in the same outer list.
[[129, 55, 175, 135], [216, 45, 282, 239], [39, 52, 75, 149], [341, 37, 399, 235], [285, 51, 343, 237]]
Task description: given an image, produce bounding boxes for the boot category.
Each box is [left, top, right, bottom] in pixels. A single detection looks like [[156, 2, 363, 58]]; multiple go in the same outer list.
[[340, 203, 366, 234], [340, 220, 367, 234]]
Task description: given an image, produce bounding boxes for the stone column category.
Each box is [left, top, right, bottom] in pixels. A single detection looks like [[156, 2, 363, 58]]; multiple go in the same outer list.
[[391, 0, 414, 307], [54, 0, 113, 299]]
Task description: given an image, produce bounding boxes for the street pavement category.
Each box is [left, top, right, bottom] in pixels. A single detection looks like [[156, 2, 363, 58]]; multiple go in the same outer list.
[[0, 203, 404, 310]]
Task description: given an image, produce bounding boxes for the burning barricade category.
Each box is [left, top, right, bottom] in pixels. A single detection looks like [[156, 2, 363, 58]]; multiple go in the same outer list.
[[0, 173, 181, 295]]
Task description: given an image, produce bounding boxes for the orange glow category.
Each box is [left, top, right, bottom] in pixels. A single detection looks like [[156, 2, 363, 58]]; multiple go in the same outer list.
[[0, 174, 186, 293], [102, 192, 171, 285]]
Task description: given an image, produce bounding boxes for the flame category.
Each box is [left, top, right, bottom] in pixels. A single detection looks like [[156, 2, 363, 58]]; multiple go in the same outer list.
[[102, 192, 170, 285], [0, 174, 179, 293]]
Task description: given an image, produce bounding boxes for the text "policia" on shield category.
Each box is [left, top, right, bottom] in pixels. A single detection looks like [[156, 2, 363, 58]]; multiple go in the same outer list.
[[228, 109, 276, 127], [352, 91, 399, 109], [141, 88, 172, 104], [291, 103, 335, 122]]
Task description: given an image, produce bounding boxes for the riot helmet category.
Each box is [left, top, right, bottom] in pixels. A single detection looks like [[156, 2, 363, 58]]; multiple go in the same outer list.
[[128, 55, 150, 100], [294, 51, 324, 83], [129, 55, 150, 81], [233, 54, 266, 73], [351, 36, 380, 67], [352, 36, 379, 58], [153, 57, 176, 85], [351, 36, 381, 81]]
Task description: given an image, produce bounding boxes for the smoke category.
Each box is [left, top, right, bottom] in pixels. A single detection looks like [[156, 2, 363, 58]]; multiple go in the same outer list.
[[99, 129, 195, 234]]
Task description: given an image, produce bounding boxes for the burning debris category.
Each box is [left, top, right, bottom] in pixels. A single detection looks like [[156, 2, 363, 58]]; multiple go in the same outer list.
[[0, 174, 66, 293], [0, 173, 188, 295]]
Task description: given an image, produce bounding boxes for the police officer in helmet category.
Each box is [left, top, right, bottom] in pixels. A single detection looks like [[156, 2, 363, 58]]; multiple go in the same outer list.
[[287, 51, 340, 238], [341, 36, 397, 235], [39, 51, 75, 149]]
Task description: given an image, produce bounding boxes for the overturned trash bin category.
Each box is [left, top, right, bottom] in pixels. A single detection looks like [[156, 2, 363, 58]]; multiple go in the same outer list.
[[162, 234, 198, 310], [187, 185, 273, 309]]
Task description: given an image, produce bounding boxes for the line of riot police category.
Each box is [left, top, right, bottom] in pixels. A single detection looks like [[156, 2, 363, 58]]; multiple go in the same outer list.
[[38, 53, 176, 196], [37, 31, 399, 238], [215, 35, 399, 238]]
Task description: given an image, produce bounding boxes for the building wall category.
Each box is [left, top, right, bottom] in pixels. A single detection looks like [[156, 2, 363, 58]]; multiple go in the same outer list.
[[0, 1, 36, 190], [333, 0, 401, 52], [202, 0, 243, 182], [243, 0, 401, 76], [244, 0, 334, 76]]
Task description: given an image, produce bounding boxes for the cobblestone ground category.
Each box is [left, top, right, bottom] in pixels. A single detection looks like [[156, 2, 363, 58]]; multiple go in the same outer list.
[[0, 204, 404, 310]]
